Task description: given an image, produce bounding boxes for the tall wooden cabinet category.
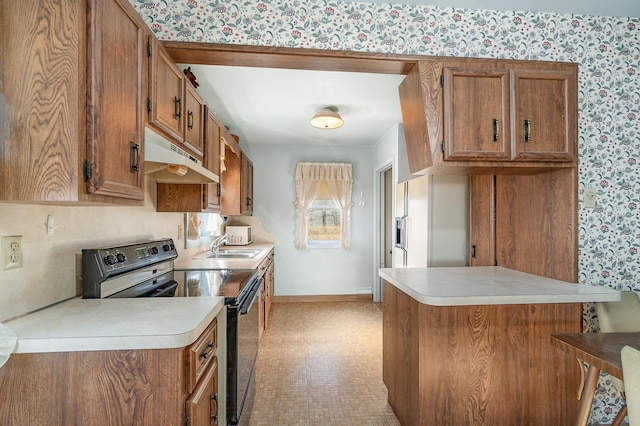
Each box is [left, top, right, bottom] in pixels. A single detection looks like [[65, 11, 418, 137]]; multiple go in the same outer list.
[[1, 0, 146, 204], [86, 0, 146, 201]]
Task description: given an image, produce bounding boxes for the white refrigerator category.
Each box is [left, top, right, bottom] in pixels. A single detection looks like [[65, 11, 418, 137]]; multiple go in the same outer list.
[[394, 174, 468, 268]]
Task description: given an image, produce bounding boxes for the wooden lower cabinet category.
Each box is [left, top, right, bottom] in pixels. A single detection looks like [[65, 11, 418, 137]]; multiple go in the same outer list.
[[382, 281, 581, 425], [257, 249, 275, 338], [186, 359, 219, 426], [0, 319, 219, 426]]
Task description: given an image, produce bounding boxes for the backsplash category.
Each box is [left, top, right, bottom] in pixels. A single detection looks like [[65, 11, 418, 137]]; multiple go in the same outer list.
[[0, 177, 208, 323], [130, 0, 639, 422]]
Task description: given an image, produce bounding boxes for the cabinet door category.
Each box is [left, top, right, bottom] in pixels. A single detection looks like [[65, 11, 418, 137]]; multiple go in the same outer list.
[[203, 108, 222, 212], [1, 0, 81, 202], [443, 68, 510, 161], [186, 360, 219, 426], [148, 37, 184, 142], [86, 0, 145, 200], [241, 152, 254, 215], [184, 83, 205, 159], [265, 261, 274, 329], [511, 70, 575, 161]]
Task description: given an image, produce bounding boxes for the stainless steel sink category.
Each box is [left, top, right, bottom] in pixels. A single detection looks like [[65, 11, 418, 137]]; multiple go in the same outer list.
[[193, 249, 262, 260]]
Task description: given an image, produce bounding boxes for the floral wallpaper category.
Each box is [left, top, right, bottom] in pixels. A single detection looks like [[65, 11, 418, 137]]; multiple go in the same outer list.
[[131, 0, 639, 423]]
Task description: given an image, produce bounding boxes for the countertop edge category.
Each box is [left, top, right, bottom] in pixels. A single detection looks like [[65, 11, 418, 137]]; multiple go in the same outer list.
[[9, 298, 225, 354], [379, 267, 621, 306]]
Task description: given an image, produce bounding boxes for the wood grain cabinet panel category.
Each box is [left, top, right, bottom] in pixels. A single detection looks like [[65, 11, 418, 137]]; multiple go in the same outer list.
[[186, 360, 219, 426], [0, 318, 220, 425], [399, 58, 577, 174], [1, 0, 146, 204], [148, 37, 185, 143], [220, 134, 253, 216], [511, 70, 576, 161], [86, 0, 146, 201], [383, 281, 581, 425], [184, 83, 205, 158], [443, 68, 510, 161]]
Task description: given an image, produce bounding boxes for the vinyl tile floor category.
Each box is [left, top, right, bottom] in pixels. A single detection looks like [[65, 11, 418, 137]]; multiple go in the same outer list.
[[248, 301, 401, 426]]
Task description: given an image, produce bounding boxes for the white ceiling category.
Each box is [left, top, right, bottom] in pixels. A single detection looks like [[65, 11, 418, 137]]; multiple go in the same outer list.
[[182, 0, 639, 147], [186, 65, 405, 146]]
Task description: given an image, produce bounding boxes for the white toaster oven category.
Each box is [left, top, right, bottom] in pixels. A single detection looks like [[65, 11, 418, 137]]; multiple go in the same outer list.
[[225, 226, 253, 245]]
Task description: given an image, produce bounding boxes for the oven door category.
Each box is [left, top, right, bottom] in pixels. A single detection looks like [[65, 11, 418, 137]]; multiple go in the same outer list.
[[228, 276, 263, 425]]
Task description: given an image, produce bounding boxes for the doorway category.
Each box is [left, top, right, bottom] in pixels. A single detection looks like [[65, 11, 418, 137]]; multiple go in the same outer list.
[[372, 161, 393, 303]]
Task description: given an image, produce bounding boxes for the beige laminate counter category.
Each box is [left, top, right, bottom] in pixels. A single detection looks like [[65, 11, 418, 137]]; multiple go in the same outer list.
[[174, 242, 274, 270], [379, 266, 621, 306], [6, 296, 225, 354]]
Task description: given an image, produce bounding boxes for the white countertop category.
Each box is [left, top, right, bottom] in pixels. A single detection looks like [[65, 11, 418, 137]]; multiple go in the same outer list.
[[174, 242, 274, 270], [379, 267, 621, 306], [5, 297, 225, 354]]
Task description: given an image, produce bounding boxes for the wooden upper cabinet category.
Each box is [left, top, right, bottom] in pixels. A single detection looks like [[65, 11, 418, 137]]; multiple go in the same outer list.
[[148, 37, 185, 143], [220, 132, 253, 216], [203, 108, 222, 212], [399, 59, 577, 174], [511, 70, 575, 162], [86, 0, 146, 201], [443, 68, 510, 161], [184, 84, 205, 158], [240, 152, 254, 215], [0, 0, 145, 204]]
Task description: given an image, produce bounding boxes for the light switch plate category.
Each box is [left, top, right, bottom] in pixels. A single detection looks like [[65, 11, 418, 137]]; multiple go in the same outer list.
[[584, 188, 597, 208], [2, 235, 23, 270]]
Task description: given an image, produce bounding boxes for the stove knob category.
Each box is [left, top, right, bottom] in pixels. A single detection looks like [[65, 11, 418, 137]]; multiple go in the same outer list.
[[116, 253, 126, 263], [104, 254, 117, 265], [162, 244, 171, 252], [150, 247, 159, 255]]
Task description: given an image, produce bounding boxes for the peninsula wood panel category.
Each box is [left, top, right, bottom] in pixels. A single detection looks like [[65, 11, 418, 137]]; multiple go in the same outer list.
[[382, 281, 581, 425], [0, 349, 184, 425]]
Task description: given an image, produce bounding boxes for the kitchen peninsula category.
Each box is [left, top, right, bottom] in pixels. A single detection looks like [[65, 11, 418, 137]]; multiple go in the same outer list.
[[379, 267, 620, 425]]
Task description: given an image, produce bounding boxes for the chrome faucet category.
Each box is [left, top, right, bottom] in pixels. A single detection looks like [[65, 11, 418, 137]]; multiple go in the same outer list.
[[209, 233, 231, 254]]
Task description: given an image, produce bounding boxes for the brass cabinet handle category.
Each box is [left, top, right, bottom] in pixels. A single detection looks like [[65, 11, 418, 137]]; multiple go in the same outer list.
[[492, 119, 499, 141], [199, 342, 214, 360], [210, 392, 218, 423], [187, 110, 194, 130], [524, 119, 531, 142], [174, 97, 182, 120], [130, 142, 140, 172]]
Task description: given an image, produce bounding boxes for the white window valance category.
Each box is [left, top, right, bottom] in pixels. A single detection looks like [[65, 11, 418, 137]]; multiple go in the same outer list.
[[294, 162, 353, 250]]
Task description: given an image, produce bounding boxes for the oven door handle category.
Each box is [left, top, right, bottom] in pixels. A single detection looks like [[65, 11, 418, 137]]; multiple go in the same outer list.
[[239, 278, 263, 315], [150, 280, 178, 297]]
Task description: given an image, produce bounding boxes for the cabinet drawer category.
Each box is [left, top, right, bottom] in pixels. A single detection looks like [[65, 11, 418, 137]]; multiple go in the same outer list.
[[185, 318, 217, 393], [257, 249, 274, 277]]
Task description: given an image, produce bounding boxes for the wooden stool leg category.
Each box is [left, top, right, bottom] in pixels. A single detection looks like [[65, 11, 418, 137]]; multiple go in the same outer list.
[[576, 365, 600, 426], [611, 404, 627, 426]]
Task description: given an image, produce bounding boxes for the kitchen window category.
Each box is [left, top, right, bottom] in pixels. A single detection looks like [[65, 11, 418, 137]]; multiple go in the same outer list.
[[294, 162, 352, 250]]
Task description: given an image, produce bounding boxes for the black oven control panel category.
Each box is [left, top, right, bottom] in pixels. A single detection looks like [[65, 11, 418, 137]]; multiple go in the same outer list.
[[82, 238, 178, 298]]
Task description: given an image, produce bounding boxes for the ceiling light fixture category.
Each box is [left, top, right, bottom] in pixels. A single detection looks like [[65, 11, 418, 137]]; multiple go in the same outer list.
[[310, 106, 344, 130]]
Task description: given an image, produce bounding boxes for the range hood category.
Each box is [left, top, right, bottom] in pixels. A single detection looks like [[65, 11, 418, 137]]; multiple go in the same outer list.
[[144, 127, 219, 184]]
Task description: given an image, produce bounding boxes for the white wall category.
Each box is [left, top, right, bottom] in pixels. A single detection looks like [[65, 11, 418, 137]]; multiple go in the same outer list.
[[243, 143, 375, 297]]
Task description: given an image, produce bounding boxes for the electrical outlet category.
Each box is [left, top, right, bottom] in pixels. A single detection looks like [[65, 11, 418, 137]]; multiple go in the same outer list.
[[2, 235, 23, 270], [178, 224, 184, 240], [584, 188, 597, 208]]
